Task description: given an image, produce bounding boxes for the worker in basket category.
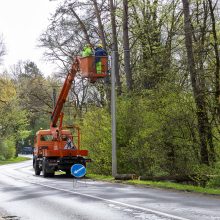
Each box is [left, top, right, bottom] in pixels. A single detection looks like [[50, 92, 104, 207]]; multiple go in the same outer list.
[[81, 43, 93, 57], [95, 44, 107, 74]]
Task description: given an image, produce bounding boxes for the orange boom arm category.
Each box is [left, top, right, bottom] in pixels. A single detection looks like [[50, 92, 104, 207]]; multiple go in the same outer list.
[[50, 58, 79, 129]]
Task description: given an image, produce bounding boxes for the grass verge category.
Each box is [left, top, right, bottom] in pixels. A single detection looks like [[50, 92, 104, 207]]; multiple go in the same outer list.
[[0, 156, 31, 165], [127, 179, 220, 195], [86, 173, 114, 181], [86, 173, 220, 195]]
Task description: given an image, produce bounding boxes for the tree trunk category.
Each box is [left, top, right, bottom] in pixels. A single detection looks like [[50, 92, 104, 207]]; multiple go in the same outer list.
[[208, 0, 220, 120], [109, 0, 122, 95], [123, 0, 133, 91], [182, 0, 214, 165], [15, 140, 19, 158], [92, 0, 111, 107], [69, 7, 91, 45], [92, 0, 107, 50]]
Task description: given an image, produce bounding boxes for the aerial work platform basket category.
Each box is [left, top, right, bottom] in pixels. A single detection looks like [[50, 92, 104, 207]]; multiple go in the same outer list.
[[79, 56, 108, 79]]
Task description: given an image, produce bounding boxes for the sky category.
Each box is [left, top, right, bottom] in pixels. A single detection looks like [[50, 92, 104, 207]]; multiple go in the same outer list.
[[0, 0, 61, 76]]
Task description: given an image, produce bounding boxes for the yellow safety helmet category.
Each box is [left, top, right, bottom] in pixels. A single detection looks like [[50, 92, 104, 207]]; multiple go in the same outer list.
[[97, 44, 103, 48]]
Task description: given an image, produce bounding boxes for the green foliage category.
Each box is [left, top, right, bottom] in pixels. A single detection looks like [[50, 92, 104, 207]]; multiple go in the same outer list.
[[86, 173, 114, 181], [128, 179, 220, 194], [0, 75, 16, 104], [0, 138, 15, 160], [0, 156, 30, 165], [15, 62, 53, 129], [87, 173, 220, 194], [207, 176, 220, 188], [0, 0, 219, 189], [0, 73, 30, 159], [116, 88, 200, 176], [4, 138, 16, 159], [116, 93, 164, 176], [207, 162, 220, 188], [0, 99, 30, 150], [80, 85, 211, 179], [81, 107, 112, 175], [0, 140, 7, 160], [12, 61, 60, 146]]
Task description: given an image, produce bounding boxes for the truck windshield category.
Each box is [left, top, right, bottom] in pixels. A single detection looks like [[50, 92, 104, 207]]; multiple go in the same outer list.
[[40, 135, 53, 141]]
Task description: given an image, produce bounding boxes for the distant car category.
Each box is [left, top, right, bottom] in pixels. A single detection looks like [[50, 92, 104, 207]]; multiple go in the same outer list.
[[22, 146, 33, 154]]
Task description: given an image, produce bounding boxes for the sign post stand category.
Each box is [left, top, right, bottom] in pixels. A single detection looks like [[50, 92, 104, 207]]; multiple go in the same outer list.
[[71, 164, 87, 188]]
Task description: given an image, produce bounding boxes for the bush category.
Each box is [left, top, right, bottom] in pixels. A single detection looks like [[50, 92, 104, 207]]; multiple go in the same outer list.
[[116, 91, 200, 177], [206, 162, 220, 188], [207, 176, 220, 188], [0, 155, 5, 161], [81, 107, 112, 175], [0, 138, 16, 160], [116, 94, 165, 176], [80, 88, 218, 181]]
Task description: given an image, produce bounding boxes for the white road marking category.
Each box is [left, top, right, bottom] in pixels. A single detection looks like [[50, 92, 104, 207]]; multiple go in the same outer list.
[[123, 208, 133, 212], [0, 164, 190, 220], [23, 178, 190, 220]]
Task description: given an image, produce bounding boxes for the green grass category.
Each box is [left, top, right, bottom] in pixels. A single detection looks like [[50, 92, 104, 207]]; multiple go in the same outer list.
[[86, 173, 114, 181], [87, 173, 220, 195], [127, 179, 220, 195], [0, 156, 31, 165]]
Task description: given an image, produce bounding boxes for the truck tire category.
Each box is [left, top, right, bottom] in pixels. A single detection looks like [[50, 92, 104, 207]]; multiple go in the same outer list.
[[42, 158, 49, 177], [34, 159, 41, 176], [42, 158, 54, 178], [48, 172, 55, 177]]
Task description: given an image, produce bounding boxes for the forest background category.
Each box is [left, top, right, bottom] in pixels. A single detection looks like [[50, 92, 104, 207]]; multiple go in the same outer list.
[[0, 0, 220, 186]]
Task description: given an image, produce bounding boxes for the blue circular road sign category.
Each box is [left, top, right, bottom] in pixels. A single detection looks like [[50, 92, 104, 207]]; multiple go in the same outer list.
[[71, 164, 86, 178]]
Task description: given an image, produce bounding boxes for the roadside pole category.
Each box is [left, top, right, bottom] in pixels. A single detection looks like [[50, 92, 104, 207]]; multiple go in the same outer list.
[[111, 50, 117, 177]]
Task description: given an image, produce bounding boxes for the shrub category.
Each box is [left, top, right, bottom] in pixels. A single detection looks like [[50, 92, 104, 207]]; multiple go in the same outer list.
[[81, 107, 112, 175], [0, 138, 16, 160]]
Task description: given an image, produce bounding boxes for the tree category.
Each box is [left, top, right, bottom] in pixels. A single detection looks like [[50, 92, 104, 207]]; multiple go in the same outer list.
[[11, 61, 54, 137], [0, 73, 29, 158], [129, 0, 176, 89], [122, 0, 133, 90], [92, 0, 107, 50], [208, 0, 220, 120], [109, 0, 122, 94], [0, 35, 6, 65], [0, 74, 16, 105], [37, 0, 220, 180], [182, 0, 215, 165]]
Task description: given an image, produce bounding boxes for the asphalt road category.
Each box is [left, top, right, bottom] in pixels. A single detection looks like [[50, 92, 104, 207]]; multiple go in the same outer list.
[[0, 158, 220, 220]]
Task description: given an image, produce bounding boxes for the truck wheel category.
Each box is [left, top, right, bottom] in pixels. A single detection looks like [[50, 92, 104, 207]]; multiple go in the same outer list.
[[42, 159, 54, 178], [34, 160, 41, 176], [42, 159, 49, 177], [48, 172, 55, 177]]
